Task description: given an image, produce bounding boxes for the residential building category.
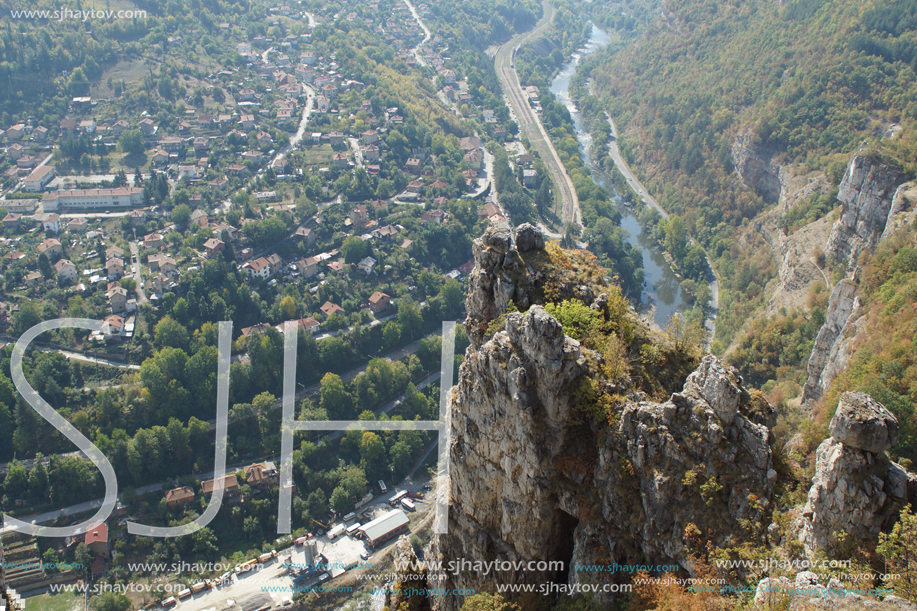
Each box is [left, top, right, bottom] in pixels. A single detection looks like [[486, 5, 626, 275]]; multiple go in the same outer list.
[[165, 486, 195, 509], [2, 213, 21, 228], [54, 259, 77, 282], [101, 314, 125, 338], [294, 226, 315, 246], [464, 148, 483, 171], [67, 217, 89, 232], [243, 257, 272, 279], [349, 204, 368, 229], [368, 291, 390, 313], [204, 238, 225, 257], [85, 523, 109, 557], [144, 233, 163, 249], [38, 238, 62, 256], [201, 474, 241, 502], [357, 256, 377, 275], [245, 462, 279, 488], [106, 258, 124, 279], [405, 158, 421, 174], [320, 301, 345, 317], [41, 213, 61, 234], [107, 287, 128, 313], [138, 118, 156, 135]]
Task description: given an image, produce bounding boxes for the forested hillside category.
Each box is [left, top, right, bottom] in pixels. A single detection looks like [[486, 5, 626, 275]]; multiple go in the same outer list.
[[586, 0, 917, 350]]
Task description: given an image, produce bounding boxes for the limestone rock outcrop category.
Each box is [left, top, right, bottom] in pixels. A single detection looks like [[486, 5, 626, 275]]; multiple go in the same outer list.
[[829, 392, 900, 454], [514, 223, 545, 252], [801, 279, 864, 404], [799, 393, 917, 557], [799, 154, 910, 406], [731, 131, 784, 204], [825, 154, 907, 266], [428, 224, 778, 610]]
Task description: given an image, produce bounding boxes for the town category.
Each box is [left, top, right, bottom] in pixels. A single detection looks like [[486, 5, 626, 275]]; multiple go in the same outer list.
[[0, 0, 553, 608]]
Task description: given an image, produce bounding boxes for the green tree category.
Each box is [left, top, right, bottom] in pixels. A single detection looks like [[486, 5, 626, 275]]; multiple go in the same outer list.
[[360, 432, 386, 474], [172, 204, 192, 227], [440, 279, 464, 317], [877, 504, 917, 601], [397, 301, 423, 341], [118, 130, 145, 157], [38, 253, 53, 279], [320, 373, 352, 419], [13, 300, 42, 335], [341, 236, 370, 264], [330, 485, 351, 513], [154, 316, 189, 350], [383, 321, 402, 349], [74, 542, 92, 576]]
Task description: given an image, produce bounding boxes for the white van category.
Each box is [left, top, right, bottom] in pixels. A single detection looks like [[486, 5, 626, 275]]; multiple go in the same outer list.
[[378, 480, 387, 493], [343, 512, 356, 522]]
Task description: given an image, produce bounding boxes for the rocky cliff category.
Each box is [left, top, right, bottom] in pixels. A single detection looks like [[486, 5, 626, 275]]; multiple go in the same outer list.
[[428, 223, 778, 610], [802, 154, 912, 406], [825, 155, 908, 266], [731, 131, 785, 204], [800, 279, 865, 404], [798, 393, 917, 557]]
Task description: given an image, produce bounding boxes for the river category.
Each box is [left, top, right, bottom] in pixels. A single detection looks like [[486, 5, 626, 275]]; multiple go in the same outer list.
[[549, 25, 689, 328]]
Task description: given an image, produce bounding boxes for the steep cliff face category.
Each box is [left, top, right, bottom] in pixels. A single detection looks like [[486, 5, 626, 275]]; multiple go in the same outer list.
[[801, 279, 864, 405], [731, 131, 784, 204], [824, 154, 907, 266], [801, 155, 911, 406], [429, 223, 777, 610]]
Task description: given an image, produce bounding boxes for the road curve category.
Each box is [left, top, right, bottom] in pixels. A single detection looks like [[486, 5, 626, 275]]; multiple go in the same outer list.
[[494, 0, 581, 228]]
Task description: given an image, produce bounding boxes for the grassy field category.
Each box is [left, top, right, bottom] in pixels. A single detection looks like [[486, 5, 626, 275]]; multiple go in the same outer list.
[[299, 144, 335, 166], [23, 590, 81, 611]]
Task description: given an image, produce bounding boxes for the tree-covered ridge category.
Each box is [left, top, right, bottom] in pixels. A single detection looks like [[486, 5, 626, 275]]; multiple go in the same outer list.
[[584, 0, 917, 350], [425, 0, 541, 50]]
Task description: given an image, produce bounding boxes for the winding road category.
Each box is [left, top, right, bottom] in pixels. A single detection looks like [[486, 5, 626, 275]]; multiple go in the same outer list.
[[494, 0, 581, 228]]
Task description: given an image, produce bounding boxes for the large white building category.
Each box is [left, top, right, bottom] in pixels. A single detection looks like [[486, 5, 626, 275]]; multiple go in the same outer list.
[[23, 165, 55, 192], [41, 187, 143, 211]]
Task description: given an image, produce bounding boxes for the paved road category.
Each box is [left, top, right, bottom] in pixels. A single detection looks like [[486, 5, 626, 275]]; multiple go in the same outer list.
[[494, 0, 581, 227], [39, 346, 140, 370], [129, 241, 148, 304], [603, 111, 719, 345], [403, 0, 432, 66]]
